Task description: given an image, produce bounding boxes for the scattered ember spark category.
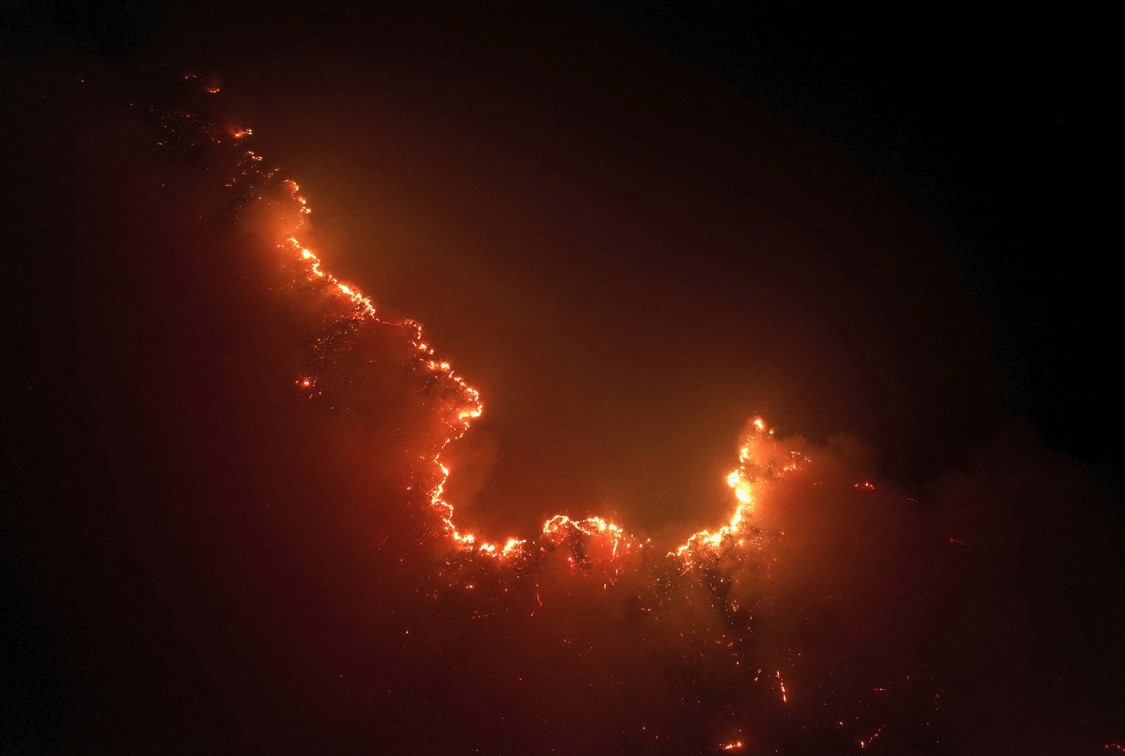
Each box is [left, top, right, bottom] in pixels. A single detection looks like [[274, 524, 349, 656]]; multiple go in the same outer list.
[[132, 70, 813, 581], [858, 724, 886, 749], [121, 71, 978, 752]]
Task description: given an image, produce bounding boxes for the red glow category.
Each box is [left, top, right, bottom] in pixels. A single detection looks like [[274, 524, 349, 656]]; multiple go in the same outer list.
[[118, 73, 1119, 753]]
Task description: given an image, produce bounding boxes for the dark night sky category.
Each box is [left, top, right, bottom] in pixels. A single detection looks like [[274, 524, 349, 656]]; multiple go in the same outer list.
[[3, 1, 1121, 752]]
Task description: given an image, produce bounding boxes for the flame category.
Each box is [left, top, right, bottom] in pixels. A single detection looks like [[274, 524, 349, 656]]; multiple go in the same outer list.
[[858, 724, 886, 749], [253, 144, 804, 569], [136, 76, 812, 573], [256, 158, 800, 566], [123, 75, 972, 751]]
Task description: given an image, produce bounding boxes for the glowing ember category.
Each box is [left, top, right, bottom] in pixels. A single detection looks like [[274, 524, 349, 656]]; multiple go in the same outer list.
[[125, 74, 987, 752], [269, 176, 798, 565], [776, 669, 789, 704], [138, 75, 811, 572], [858, 724, 886, 749]]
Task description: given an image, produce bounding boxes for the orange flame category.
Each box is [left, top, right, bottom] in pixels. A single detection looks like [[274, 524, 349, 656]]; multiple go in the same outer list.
[[216, 115, 807, 573]]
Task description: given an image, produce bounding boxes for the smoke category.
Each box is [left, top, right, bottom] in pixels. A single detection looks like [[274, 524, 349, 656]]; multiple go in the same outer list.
[[4, 9, 1119, 749], [48, 71, 1122, 752]]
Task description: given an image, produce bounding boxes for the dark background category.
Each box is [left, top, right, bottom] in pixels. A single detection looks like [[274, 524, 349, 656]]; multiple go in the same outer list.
[[3, 1, 1118, 751]]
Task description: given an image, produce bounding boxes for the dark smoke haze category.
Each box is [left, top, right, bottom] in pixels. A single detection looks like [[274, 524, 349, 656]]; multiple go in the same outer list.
[[3, 2, 1121, 752]]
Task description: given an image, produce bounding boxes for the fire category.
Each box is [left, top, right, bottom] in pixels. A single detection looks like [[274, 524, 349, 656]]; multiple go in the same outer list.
[[858, 724, 886, 749], [134, 73, 813, 575], [266, 167, 800, 566], [121, 72, 981, 753], [674, 420, 807, 563], [236, 125, 807, 571]]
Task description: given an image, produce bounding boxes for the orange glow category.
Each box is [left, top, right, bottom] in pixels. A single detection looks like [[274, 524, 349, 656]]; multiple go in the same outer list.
[[858, 724, 886, 749], [212, 110, 810, 574], [274, 193, 804, 565], [673, 418, 807, 563], [128, 67, 1116, 756]]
